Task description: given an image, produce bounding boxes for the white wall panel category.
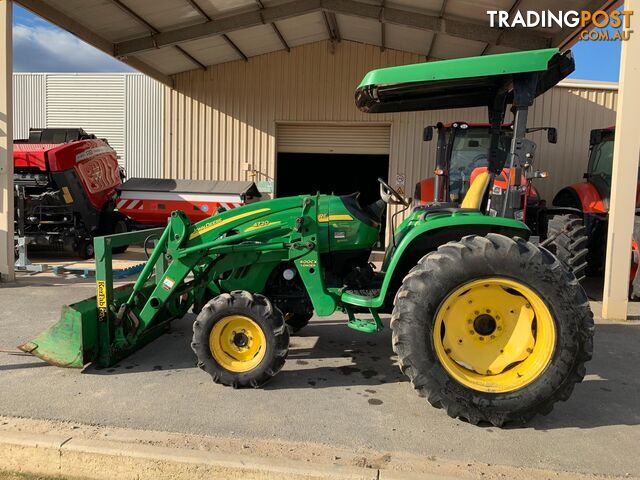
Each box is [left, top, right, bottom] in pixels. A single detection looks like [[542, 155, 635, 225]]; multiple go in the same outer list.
[[46, 73, 126, 165], [125, 74, 164, 178], [13, 73, 46, 140], [12, 73, 164, 177]]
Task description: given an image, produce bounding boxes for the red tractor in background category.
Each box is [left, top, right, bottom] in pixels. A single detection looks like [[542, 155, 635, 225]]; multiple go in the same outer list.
[[13, 128, 261, 262], [553, 127, 640, 295], [414, 121, 589, 279]]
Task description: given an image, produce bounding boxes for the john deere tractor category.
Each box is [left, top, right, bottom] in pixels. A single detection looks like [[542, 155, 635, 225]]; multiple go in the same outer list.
[[20, 48, 593, 427]]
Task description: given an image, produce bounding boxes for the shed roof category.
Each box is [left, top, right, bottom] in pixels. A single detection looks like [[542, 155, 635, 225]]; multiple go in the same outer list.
[[17, 0, 617, 87]]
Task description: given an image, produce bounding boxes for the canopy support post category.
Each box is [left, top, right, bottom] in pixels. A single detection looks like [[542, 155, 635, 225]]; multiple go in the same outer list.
[[0, 0, 13, 282], [602, 2, 640, 320]]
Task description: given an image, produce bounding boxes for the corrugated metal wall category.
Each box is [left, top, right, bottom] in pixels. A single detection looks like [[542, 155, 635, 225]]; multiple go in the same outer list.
[[125, 75, 164, 178], [13, 73, 164, 177], [46, 74, 126, 163], [164, 40, 618, 204], [13, 74, 45, 140]]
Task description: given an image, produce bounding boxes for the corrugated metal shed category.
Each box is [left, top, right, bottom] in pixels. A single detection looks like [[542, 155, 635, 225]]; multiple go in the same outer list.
[[164, 39, 618, 206], [12, 73, 164, 177]]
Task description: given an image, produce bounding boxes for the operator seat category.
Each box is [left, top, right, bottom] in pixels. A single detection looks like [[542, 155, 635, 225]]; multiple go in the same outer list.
[[340, 193, 386, 228], [413, 172, 491, 218]]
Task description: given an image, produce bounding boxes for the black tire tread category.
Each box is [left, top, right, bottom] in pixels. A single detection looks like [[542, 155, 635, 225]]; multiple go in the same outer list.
[[544, 214, 589, 281], [391, 234, 594, 427], [191, 290, 289, 388]]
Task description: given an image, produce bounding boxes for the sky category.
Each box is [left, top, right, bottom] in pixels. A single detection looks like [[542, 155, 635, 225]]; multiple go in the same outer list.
[[12, 4, 621, 82]]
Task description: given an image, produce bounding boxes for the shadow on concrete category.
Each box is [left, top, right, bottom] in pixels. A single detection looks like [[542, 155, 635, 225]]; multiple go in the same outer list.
[[77, 314, 406, 388], [265, 318, 406, 390], [527, 323, 640, 430], [9, 308, 639, 430]]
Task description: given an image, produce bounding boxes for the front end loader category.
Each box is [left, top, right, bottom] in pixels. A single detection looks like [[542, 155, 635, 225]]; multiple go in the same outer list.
[[21, 48, 593, 427]]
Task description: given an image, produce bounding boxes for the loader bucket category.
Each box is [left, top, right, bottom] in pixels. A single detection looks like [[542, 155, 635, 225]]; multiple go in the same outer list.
[[19, 284, 135, 368]]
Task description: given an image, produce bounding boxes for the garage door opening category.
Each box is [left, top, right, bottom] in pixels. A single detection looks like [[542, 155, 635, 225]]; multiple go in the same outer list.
[[276, 124, 392, 249], [276, 152, 389, 248]]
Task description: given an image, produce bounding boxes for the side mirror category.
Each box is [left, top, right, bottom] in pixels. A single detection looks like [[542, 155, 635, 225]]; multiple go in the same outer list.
[[547, 128, 558, 144], [423, 126, 433, 142]]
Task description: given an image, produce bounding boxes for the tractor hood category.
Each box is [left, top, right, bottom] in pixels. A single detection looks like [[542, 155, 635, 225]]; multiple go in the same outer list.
[[355, 48, 574, 113]]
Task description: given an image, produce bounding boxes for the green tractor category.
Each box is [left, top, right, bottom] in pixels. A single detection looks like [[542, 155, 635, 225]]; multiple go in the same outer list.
[[20, 48, 593, 427]]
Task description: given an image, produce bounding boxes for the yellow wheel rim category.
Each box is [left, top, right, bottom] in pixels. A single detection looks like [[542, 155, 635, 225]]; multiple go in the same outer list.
[[433, 277, 556, 393], [209, 315, 267, 373]]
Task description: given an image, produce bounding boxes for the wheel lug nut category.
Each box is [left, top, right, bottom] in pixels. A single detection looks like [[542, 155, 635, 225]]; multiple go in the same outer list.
[[486, 309, 491, 313], [479, 337, 485, 341], [526, 348, 533, 353], [469, 330, 474, 335], [445, 348, 451, 354], [474, 310, 479, 315]]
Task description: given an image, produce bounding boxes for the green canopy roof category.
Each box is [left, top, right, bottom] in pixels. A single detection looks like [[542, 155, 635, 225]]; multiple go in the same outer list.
[[355, 48, 574, 113]]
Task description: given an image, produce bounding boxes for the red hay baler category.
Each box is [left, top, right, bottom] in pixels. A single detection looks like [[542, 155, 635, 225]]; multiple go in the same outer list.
[[13, 128, 261, 259]]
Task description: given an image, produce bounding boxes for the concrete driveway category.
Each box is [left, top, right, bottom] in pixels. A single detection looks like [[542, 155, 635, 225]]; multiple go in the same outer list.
[[1, 274, 639, 478]]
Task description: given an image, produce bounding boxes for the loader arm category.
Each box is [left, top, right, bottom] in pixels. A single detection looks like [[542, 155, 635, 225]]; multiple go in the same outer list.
[[21, 195, 340, 368]]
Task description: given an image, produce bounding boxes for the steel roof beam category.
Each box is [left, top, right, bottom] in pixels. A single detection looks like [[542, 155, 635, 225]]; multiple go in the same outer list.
[[425, 0, 446, 61], [115, 0, 551, 57], [15, 0, 173, 86], [107, 0, 206, 70], [222, 34, 249, 61], [186, 0, 211, 21], [378, 0, 385, 52], [323, 11, 341, 42], [185, 0, 250, 61], [255, 0, 290, 52]]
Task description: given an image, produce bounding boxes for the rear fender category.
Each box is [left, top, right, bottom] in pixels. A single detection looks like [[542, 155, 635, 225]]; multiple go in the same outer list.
[[553, 183, 606, 214], [376, 213, 529, 310]]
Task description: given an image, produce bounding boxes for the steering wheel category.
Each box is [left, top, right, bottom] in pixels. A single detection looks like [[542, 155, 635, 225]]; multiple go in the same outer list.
[[378, 178, 409, 206]]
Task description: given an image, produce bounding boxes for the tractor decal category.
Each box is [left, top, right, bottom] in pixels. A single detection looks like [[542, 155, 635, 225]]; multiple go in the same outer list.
[[189, 208, 271, 239]]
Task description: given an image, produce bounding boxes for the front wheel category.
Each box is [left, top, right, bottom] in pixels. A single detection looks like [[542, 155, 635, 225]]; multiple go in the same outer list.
[[391, 234, 593, 426], [191, 291, 289, 388]]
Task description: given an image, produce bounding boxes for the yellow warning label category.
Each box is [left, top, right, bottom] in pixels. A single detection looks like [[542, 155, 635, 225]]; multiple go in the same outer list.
[[317, 214, 353, 223], [61, 186, 74, 204], [96, 280, 107, 309]]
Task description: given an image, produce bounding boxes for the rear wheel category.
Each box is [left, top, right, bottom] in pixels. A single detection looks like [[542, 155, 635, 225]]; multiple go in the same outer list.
[[543, 214, 588, 280], [391, 234, 593, 426], [191, 291, 289, 388]]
